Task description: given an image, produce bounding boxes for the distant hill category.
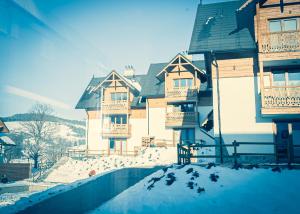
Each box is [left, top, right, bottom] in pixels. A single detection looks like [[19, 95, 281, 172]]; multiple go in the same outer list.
[[1, 113, 85, 126], [1, 113, 86, 143]]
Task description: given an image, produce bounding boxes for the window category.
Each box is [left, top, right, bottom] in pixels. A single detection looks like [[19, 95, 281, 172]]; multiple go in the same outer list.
[[272, 69, 300, 86], [111, 92, 127, 101], [269, 18, 298, 33], [172, 103, 195, 112], [273, 70, 285, 86], [110, 115, 127, 124], [173, 78, 193, 88]]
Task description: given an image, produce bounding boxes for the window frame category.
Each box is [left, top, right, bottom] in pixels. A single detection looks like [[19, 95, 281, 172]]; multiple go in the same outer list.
[[111, 92, 128, 101], [269, 17, 299, 33], [173, 78, 194, 88]]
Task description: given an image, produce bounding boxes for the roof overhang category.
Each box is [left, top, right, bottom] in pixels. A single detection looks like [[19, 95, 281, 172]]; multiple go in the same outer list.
[[0, 120, 9, 134], [155, 53, 206, 81], [0, 136, 15, 146]]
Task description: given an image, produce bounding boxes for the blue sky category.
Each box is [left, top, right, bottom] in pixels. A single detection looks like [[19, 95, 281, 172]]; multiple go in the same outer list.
[[0, 0, 228, 120]]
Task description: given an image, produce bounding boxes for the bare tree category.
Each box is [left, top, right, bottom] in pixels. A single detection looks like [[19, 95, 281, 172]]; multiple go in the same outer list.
[[21, 103, 57, 168]]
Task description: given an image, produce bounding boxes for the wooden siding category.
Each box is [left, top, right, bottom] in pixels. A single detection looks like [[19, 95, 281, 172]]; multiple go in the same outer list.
[[148, 98, 166, 108], [130, 109, 146, 119], [211, 57, 258, 79]]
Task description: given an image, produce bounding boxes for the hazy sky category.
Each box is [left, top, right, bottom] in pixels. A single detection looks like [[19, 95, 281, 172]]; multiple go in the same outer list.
[[0, 0, 228, 120]]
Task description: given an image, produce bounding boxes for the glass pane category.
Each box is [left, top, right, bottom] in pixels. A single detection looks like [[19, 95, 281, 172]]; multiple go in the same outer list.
[[180, 79, 187, 87], [111, 93, 116, 101], [173, 79, 179, 87], [284, 19, 297, 31], [273, 71, 285, 86], [116, 115, 121, 124], [288, 71, 300, 86], [122, 93, 127, 100], [269, 20, 281, 33], [121, 115, 127, 124], [187, 78, 193, 87], [111, 116, 116, 124], [110, 139, 115, 149]]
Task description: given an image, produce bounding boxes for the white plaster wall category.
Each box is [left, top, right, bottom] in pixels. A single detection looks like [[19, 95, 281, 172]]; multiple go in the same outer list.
[[87, 117, 108, 152], [148, 107, 173, 141], [213, 76, 274, 154], [127, 118, 147, 151]]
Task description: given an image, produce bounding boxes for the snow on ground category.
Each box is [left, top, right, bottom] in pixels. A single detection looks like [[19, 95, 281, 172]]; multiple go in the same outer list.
[[0, 181, 55, 207], [90, 164, 300, 214], [46, 147, 177, 183]]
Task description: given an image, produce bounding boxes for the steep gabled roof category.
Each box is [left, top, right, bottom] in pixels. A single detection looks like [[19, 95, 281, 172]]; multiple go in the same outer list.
[[156, 53, 207, 81], [140, 59, 207, 98], [75, 74, 147, 110], [0, 119, 9, 134], [189, 0, 256, 54]]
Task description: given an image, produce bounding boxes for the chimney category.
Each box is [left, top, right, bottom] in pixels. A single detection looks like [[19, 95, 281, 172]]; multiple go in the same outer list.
[[123, 65, 135, 78]]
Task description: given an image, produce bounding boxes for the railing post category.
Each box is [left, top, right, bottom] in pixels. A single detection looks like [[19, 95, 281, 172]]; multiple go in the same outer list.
[[177, 144, 181, 165], [187, 143, 191, 164], [233, 140, 238, 166]]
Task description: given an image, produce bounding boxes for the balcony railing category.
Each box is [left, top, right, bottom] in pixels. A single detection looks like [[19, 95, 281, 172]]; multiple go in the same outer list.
[[102, 124, 130, 137], [165, 112, 198, 127], [101, 100, 129, 114], [166, 86, 198, 102], [260, 31, 300, 53], [263, 86, 300, 108]]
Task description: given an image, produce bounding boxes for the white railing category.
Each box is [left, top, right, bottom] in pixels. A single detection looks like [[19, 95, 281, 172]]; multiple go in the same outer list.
[[260, 31, 300, 53], [166, 112, 198, 127], [263, 86, 300, 108]]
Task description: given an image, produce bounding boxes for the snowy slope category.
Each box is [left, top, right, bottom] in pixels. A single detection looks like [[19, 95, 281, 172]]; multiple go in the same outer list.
[[5, 121, 85, 143], [90, 165, 300, 214], [46, 147, 177, 183]]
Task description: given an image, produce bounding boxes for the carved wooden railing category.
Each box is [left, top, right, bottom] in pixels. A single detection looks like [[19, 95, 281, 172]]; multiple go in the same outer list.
[[102, 124, 130, 137], [166, 86, 198, 101], [263, 86, 300, 108], [101, 100, 129, 113], [166, 112, 198, 127], [260, 31, 300, 53]]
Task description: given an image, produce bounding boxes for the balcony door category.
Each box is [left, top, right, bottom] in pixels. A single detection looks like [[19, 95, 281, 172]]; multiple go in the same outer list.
[[275, 121, 300, 163], [109, 138, 126, 155]]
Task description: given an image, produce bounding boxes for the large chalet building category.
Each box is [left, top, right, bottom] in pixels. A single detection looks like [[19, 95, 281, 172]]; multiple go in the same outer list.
[[76, 0, 300, 163], [76, 54, 213, 156]]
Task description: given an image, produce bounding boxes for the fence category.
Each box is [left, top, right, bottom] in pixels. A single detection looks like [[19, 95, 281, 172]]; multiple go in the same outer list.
[[177, 140, 300, 165], [67, 148, 140, 158]]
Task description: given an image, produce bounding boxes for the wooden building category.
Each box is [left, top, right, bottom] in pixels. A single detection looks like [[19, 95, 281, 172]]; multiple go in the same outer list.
[[189, 0, 300, 163]]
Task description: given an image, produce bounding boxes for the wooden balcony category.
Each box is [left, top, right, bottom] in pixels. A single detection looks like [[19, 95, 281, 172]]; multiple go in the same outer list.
[[101, 100, 129, 114], [262, 86, 300, 114], [102, 124, 130, 138], [165, 86, 198, 103], [165, 112, 198, 128], [260, 31, 300, 53]]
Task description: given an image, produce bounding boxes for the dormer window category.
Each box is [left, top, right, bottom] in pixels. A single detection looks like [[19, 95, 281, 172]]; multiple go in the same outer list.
[[111, 92, 127, 101], [269, 18, 298, 33], [173, 78, 193, 88]]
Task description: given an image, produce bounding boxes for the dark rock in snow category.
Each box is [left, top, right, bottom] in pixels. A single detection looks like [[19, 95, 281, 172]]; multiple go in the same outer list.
[[166, 172, 176, 186], [197, 187, 205, 194], [190, 177, 195, 180], [206, 163, 216, 169], [272, 166, 281, 173], [192, 171, 199, 178], [210, 173, 219, 182], [186, 168, 193, 174], [187, 181, 195, 189]]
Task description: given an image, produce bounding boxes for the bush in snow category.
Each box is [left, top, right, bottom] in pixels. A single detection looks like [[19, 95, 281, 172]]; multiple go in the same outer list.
[[89, 170, 96, 177], [272, 167, 281, 173], [187, 181, 195, 189], [192, 171, 199, 178], [206, 163, 216, 169]]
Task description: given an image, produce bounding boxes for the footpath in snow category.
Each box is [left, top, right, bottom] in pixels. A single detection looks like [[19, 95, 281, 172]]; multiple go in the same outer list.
[[90, 164, 300, 214]]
